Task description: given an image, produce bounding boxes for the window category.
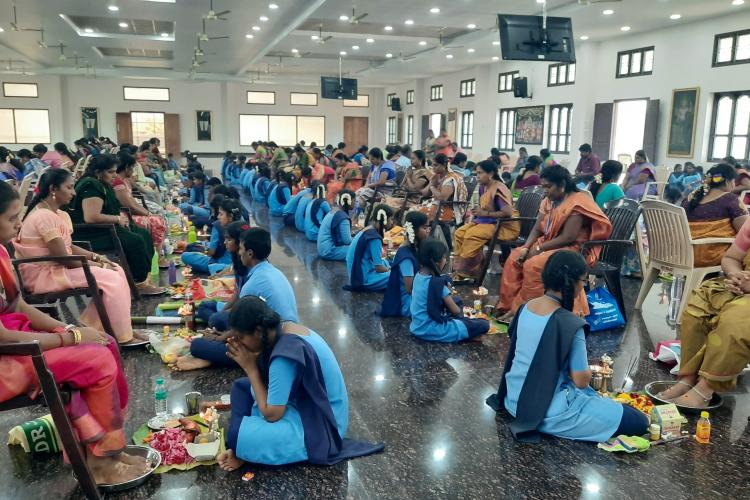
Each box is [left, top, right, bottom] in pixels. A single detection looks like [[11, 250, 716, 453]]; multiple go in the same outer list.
[[387, 93, 396, 107], [407, 115, 414, 145], [497, 108, 516, 151], [239, 114, 324, 146], [460, 79, 476, 98], [2, 83, 38, 98], [387, 116, 397, 144], [461, 111, 474, 149], [131, 112, 165, 146], [498, 71, 519, 93], [430, 85, 443, 101], [548, 104, 573, 154], [123, 86, 170, 101], [616, 47, 654, 78], [713, 30, 750, 67], [343, 94, 369, 107], [290, 92, 318, 106], [709, 91, 750, 161], [0, 109, 50, 143], [247, 91, 276, 104], [548, 63, 575, 86], [406, 90, 414, 104]]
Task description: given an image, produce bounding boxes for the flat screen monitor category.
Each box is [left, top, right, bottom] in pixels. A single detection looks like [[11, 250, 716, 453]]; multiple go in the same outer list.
[[498, 14, 575, 63], [321, 76, 357, 100]]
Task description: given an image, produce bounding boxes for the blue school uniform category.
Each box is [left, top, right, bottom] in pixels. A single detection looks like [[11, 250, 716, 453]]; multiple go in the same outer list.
[[317, 210, 351, 261], [269, 183, 292, 217], [181, 222, 232, 274], [304, 199, 331, 242], [283, 188, 310, 227], [294, 193, 313, 232], [345, 228, 390, 291], [380, 246, 418, 317], [253, 177, 271, 204], [410, 273, 468, 342], [239, 260, 299, 322], [179, 185, 210, 218]]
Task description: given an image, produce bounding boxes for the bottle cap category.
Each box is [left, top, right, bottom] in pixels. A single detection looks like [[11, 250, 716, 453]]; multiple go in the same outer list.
[[700, 411, 709, 418], [156, 377, 164, 385]]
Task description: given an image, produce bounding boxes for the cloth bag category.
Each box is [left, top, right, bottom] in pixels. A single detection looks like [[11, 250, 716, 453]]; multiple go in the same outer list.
[[584, 286, 625, 332]]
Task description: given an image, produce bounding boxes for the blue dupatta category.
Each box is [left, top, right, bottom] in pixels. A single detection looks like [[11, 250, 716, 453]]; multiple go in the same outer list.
[[329, 210, 349, 247], [309, 199, 326, 228], [344, 228, 381, 291], [427, 274, 454, 324], [379, 246, 418, 317]]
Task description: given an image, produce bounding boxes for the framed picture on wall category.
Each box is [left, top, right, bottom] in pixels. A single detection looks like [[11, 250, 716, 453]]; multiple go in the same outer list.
[[81, 107, 99, 139], [667, 88, 699, 157], [515, 106, 545, 145], [196, 110, 212, 141]]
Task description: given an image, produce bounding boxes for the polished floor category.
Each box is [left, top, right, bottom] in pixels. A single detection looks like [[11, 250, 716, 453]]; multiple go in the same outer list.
[[0, 198, 748, 499]]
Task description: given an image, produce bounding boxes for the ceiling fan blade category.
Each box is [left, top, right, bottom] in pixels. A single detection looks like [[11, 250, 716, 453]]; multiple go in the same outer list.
[[445, 45, 463, 49], [208, 35, 230, 39], [322, 35, 332, 42], [354, 13, 368, 22], [214, 10, 231, 17]]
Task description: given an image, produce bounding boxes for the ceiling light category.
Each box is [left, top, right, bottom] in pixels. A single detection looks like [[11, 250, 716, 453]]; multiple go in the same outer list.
[[446, 54, 453, 59], [467, 48, 475, 53], [352, 45, 360, 50], [339, 50, 347, 56], [430, 7, 440, 13], [732, 0, 744, 5], [385, 53, 393, 58], [84, 28, 94, 33], [259, 16, 269, 21], [384, 25, 393, 31], [366, 38, 374, 43], [603, 9, 614, 15], [246, 33, 254, 39], [311, 34, 319, 40], [291, 48, 298, 53], [467, 23, 476, 29], [419, 40, 427, 46], [492, 40, 500, 46], [670, 14, 681, 20], [107, 5, 120, 11], [405, 19, 414, 25], [252, 25, 261, 31], [492, 56, 499, 61], [0, 27, 4, 33], [620, 26, 631, 31], [579, 35, 589, 40], [160, 32, 169, 37], [269, 3, 278, 9], [339, 15, 349, 21], [537, 0, 546, 3], [118, 22, 128, 28]]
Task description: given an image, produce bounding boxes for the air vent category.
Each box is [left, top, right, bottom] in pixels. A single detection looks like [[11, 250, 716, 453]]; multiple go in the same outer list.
[[65, 15, 174, 37], [97, 48, 173, 59]]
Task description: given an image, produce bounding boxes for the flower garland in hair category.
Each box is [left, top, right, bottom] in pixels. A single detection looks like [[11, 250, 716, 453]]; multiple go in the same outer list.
[[404, 221, 415, 244], [593, 173, 603, 184], [337, 192, 352, 208], [376, 208, 388, 225]]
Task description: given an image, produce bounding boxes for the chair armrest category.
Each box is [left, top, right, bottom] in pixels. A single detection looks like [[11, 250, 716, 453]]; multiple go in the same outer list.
[[13, 255, 87, 266], [690, 238, 736, 246], [581, 239, 634, 252], [73, 241, 92, 251], [0, 340, 42, 356], [73, 223, 117, 230]]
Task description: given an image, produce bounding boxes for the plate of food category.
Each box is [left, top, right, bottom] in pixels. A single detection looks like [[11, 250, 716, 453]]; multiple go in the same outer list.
[[147, 413, 185, 431]]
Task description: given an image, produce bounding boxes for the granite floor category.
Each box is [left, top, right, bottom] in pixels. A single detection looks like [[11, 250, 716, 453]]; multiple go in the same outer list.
[[0, 197, 748, 499]]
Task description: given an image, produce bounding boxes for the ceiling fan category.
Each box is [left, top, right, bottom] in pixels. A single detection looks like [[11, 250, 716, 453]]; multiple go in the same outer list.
[[72, 54, 87, 68], [199, 18, 230, 42], [349, 7, 368, 24], [398, 52, 416, 62], [437, 31, 463, 50], [577, 0, 622, 4], [205, 0, 231, 21], [24, 27, 47, 48], [194, 37, 217, 57], [269, 56, 300, 68], [292, 50, 311, 58], [9, 2, 27, 31], [2, 58, 24, 71], [315, 25, 332, 44]]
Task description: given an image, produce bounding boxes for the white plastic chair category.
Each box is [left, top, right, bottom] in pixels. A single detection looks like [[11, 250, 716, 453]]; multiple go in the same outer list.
[[73, 155, 91, 179], [642, 181, 669, 201], [634, 200, 735, 325]]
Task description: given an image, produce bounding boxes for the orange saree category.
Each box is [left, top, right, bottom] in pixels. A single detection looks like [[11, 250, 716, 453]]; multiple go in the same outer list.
[[689, 219, 736, 267], [327, 163, 364, 204], [498, 191, 612, 316]]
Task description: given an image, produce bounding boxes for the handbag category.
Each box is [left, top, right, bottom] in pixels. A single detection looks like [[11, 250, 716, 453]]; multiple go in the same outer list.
[[584, 286, 625, 332]]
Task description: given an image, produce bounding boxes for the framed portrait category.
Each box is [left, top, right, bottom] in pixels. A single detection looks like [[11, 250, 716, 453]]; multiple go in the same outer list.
[[667, 88, 699, 157], [515, 106, 545, 145], [81, 107, 99, 138], [196, 110, 212, 141]]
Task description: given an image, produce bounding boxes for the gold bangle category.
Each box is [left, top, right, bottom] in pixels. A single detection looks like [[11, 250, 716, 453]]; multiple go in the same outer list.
[[72, 329, 81, 345], [92, 254, 100, 262]]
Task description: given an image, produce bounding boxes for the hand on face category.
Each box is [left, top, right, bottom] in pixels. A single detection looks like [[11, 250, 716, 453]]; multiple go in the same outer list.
[[226, 336, 260, 370]]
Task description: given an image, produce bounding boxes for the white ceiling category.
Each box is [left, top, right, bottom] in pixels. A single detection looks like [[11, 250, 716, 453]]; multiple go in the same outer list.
[[0, 0, 746, 85]]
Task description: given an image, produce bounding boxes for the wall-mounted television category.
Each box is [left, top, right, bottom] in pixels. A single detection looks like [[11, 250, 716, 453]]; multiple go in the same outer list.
[[498, 14, 575, 63], [321, 76, 358, 100]]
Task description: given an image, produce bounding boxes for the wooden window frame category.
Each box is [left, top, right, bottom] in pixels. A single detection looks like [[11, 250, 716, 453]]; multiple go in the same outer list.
[[430, 84, 443, 102], [238, 114, 325, 146], [708, 91, 750, 161], [406, 115, 414, 145], [498, 71, 519, 93], [460, 79, 476, 98], [2, 82, 39, 98], [497, 108, 516, 152], [547, 103, 573, 154], [0, 108, 51, 143], [387, 93, 396, 107], [406, 90, 414, 104], [246, 90, 276, 105], [712, 29, 750, 67], [460, 111, 474, 149], [547, 63, 575, 87], [616, 46, 654, 78], [387, 116, 397, 144], [123, 86, 170, 101]]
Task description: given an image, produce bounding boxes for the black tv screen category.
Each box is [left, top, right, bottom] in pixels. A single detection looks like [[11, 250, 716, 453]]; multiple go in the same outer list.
[[321, 76, 357, 100], [498, 14, 575, 63]]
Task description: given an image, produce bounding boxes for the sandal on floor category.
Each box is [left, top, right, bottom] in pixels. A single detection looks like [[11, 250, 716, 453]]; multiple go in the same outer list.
[[137, 285, 167, 296]]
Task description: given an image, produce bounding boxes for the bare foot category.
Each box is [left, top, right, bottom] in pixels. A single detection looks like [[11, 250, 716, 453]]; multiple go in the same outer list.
[[497, 311, 514, 323], [217, 449, 245, 472], [87, 456, 144, 484], [132, 330, 151, 341], [137, 284, 166, 296], [673, 386, 713, 408], [657, 378, 696, 401], [174, 356, 212, 371]]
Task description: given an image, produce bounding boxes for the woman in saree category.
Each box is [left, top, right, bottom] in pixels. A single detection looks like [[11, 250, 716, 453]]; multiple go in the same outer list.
[[354, 148, 397, 212], [54, 142, 78, 170], [0, 181, 147, 484], [682, 164, 747, 267], [326, 153, 363, 205], [67, 154, 164, 296], [418, 154, 469, 246], [112, 153, 168, 266], [511, 155, 542, 196], [732, 160, 750, 205], [623, 150, 656, 200], [496, 165, 612, 322], [658, 217, 750, 408], [15, 169, 143, 344], [452, 161, 519, 281], [402, 150, 432, 202], [217, 296, 383, 469]]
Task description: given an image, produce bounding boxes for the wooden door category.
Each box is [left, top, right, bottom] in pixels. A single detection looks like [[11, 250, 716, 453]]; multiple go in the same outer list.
[[115, 113, 132, 145], [164, 113, 181, 156], [591, 103, 614, 161], [643, 99, 660, 163], [343, 116, 368, 155], [421, 115, 430, 146]]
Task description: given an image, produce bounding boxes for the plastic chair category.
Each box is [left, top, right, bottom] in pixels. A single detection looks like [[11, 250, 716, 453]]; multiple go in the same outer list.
[[634, 200, 735, 325], [0, 340, 102, 499], [617, 154, 633, 166], [429, 176, 478, 239], [642, 181, 668, 201]]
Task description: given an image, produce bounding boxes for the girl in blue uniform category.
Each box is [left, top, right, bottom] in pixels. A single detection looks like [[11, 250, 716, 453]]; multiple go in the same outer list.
[[179, 172, 210, 220], [304, 184, 331, 242], [317, 190, 354, 261], [181, 198, 244, 274], [345, 204, 393, 291], [380, 211, 430, 317], [268, 172, 293, 217], [252, 164, 272, 204], [283, 186, 310, 227], [217, 297, 383, 469], [294, 181, 318, 233], [486, 250, 649, 442], [410, 239, 489, 342]]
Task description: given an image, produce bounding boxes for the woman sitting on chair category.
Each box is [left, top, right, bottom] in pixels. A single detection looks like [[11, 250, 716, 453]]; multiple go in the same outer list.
[[354, 148, 397, 213], [0, 181, 148, 485], [589, 160, 625, 209], [511, 155, 543, 196], [623, 150, 656, 200], [317, 190, 355, 262], [67, 154, 164, 296], [15, 169, 142, 344], [683, 164, 748, 267], [346, 204, 394, 291], [418, 153, 469, 247], [326, 153, 363, 205], [657, 217, 750, 407], [452, 161, 519, 281], [400, 150, 433, 208], [496, 165, 612, 322]]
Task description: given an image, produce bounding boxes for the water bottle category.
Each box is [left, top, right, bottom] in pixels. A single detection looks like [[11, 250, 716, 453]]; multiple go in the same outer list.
[[357, 212, 366, 228], [168, 261, 177, 285], [187, 224, 197, 244], [150, 251, 159, 279], [154, 378, 168, 417]]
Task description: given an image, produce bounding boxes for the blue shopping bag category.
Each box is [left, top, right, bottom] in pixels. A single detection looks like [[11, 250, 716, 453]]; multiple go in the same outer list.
[[585, 286, 625, 332]]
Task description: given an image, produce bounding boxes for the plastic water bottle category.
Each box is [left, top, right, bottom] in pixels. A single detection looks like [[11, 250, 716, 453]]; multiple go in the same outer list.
[[150, 251, 159, 279], [167, 261, 177, 285], [187, 224, 197, 244], [357, 212, 366, 228], [154, 378, 168, 417]]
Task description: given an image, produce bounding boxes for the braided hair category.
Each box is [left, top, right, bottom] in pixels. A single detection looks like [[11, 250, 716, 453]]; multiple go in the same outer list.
[[418, 238, 448, 277], [220, 197, 244, 222], [370, 203, 393, 237], [315, 182, 327, 199], [589, 160, 623, 198], [23, 169, 72, 221], [228, 296, 282, 384], [403, 210, 429, 252], [336, 189, 355, 213], [687, 163, 736, 213], [541, 250, 587, 312]]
